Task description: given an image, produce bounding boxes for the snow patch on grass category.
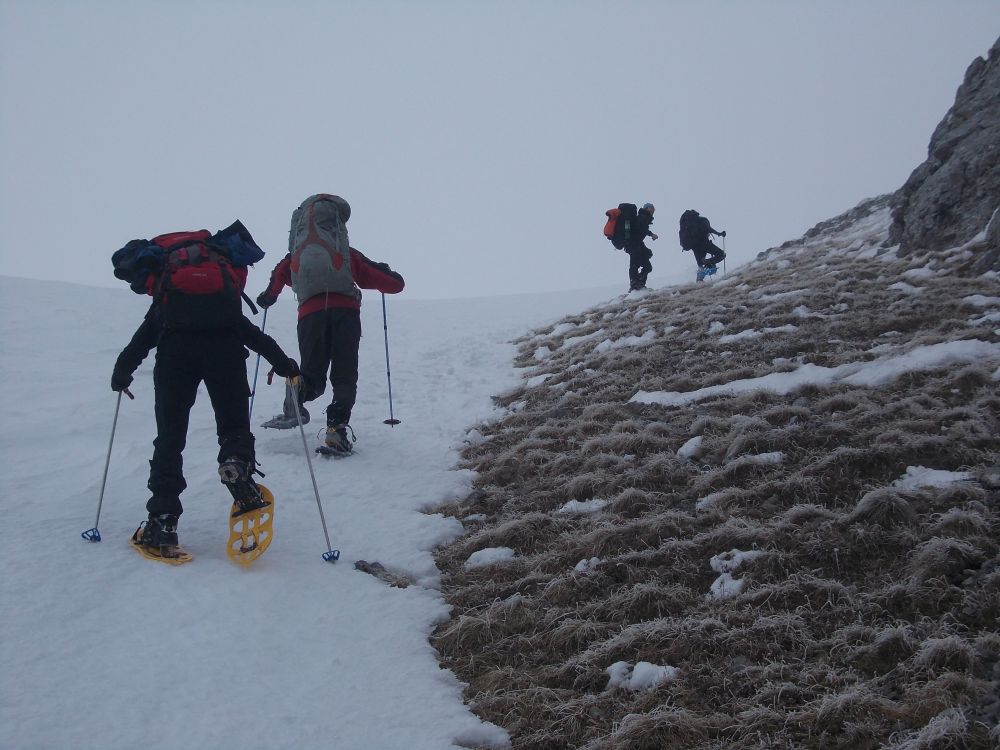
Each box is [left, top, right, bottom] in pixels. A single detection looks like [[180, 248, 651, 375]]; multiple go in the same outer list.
[[718, 324, 798, 344], [707, 549, 765, 600], [594, 328, 657, 354], [970, 311, 1000, 325], [606, 661, 679, 692], [464, 547, 516, 569], [524, 372, 553, 388], [892, 466, 974, 489], [677, 435, 703, 459], [557, 498, 608, 515], [532, 345, 551, 361], [574, 556, 602, 573], [962, 295, 1000, 308], [631, 339, 1000, 408]]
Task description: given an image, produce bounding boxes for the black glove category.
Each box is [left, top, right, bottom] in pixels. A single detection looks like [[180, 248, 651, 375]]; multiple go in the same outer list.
[[721, 230, 727, 237], [256, 290, 278, 309], [111, 369, 133, 392], [273, 358, 299, 379]]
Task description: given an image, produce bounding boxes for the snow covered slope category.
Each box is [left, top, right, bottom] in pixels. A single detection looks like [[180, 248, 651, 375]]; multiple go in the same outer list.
[[0, 274, 628, 750]]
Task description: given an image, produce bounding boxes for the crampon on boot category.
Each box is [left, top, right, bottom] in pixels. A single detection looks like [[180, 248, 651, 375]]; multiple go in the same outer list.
[[261, 383, 309, 429], [129, 514, 192, 564], [317, 423, 355, 457]]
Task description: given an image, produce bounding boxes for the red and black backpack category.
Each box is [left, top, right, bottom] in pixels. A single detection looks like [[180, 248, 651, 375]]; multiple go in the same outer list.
[[112, 221, 264, 330], [149, 231, 248, 329]]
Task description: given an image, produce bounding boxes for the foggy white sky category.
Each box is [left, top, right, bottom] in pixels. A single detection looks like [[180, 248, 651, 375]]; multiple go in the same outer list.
[[1, 1, 996, 299]]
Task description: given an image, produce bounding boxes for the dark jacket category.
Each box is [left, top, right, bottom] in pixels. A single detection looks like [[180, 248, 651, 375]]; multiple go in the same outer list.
[[695, 215, 723, 244], [113, 303, 295, 387], [626, 208, 655, 253], [260, 248, 405, 321]]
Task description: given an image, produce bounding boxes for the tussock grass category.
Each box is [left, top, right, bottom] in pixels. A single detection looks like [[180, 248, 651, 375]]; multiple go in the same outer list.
[[431, 205, 1000, 748]]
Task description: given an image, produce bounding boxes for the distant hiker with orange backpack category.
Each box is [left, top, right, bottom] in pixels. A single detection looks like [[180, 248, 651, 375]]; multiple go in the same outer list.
[[679, 209, 726, 281], [110, 222, 299, 561], [256, 194, 405, 455], [604, 202, 658, 291]]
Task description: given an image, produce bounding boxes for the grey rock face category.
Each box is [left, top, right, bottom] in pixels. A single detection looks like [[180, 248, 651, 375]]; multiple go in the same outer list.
[[888, 36, 1000, 268]]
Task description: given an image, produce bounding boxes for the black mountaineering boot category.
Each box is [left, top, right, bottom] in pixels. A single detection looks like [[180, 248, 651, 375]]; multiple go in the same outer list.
[[218, 458, 269, 516], [132, 514, 181, 556]]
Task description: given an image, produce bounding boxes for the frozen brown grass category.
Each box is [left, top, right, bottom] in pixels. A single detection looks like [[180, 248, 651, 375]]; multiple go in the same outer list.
[[431, 201, 1000, 749]]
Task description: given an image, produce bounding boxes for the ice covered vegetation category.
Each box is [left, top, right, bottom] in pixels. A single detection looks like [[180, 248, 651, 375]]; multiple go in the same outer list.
[[432, 196, 1000, 749]]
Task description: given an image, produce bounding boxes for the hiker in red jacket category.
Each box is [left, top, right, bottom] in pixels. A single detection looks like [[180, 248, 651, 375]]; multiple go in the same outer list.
[[256, 194, 405, 454]]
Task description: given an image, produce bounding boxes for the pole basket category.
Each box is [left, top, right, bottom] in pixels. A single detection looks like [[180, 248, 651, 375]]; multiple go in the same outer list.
[[383, 418, 401, 426], [81, 528, 102, 543], [323, 549, 341, 563]]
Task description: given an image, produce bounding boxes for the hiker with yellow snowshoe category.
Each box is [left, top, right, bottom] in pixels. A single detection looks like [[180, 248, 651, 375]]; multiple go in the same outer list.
[[110, 223, 299, 561]]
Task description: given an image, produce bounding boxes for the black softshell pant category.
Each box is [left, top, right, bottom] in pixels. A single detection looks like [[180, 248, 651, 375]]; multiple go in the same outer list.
[[297, 307, 362, 426], [626, 246, 653, 288], [693, 240, 726, 268], [147, 330, 253, 517]]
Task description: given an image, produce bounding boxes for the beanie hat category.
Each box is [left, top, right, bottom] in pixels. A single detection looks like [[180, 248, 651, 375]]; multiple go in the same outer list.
[[642, 203, 655, 212]]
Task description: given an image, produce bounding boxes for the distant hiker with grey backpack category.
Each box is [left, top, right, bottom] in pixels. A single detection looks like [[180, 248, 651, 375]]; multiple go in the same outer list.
[[604, 202, 658, 291], [256, 194, 405, 456], [678, 209, 726, 281], [109, 221, 299, 563]]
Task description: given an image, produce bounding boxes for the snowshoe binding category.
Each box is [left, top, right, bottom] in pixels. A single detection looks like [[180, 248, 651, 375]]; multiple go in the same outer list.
[[219, 458, 274, 566], [130, 514, 192, 565]]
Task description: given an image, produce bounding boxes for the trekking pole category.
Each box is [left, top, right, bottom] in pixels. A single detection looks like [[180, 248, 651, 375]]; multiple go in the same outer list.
[[82, 388, 133, 542], [722, 235, 727, 275], [249, 308, 268, 420], [381, 293, 401, 426], [289, 378, 340, 563]]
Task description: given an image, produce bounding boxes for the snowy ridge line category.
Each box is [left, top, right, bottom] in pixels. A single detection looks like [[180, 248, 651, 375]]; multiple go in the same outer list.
[[755, 197, 893, 265]]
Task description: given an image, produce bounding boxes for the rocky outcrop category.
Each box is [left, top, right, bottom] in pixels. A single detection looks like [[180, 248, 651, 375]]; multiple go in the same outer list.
[[888, 36, 1000, 269]]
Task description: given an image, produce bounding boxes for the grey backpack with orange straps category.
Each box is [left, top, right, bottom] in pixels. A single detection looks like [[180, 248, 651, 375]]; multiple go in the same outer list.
[[288, 194, 360, 304]]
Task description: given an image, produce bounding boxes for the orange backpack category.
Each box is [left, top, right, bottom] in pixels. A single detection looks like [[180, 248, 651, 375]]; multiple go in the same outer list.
[[604, 203, 637, 249], [603, 208, 620, 244]]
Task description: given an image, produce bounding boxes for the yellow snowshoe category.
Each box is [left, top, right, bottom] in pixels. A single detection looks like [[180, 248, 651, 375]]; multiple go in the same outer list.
[[227, 484, 275, 566], [129, 516, 193, 565]]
